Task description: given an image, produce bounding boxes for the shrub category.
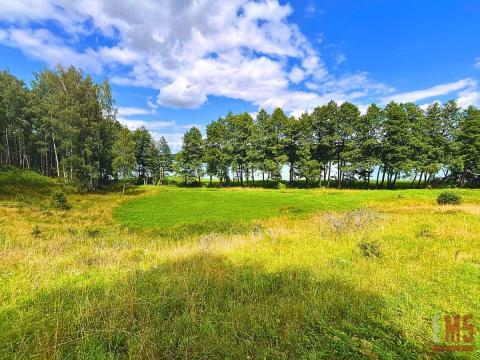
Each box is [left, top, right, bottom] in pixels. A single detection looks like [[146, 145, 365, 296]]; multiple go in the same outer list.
[[277, 182, 286, 190], [358, 241, 381, 258], [51, 189, 70, 210], [85, 228, 100, 238], [31, 225, 42, 238], [436, 191, 462, 205]]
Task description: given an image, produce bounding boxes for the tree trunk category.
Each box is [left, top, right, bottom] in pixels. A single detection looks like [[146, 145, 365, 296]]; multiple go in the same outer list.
[[52, 132, 60, 178], [411, 172, 418, 187], [380, 167, 386, 188], [5, 128, 10, 165], [327, 161, 332, 187]]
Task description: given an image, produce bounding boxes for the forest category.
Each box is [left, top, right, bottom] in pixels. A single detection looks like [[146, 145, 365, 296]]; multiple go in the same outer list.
[[2, 65, 480, 190]]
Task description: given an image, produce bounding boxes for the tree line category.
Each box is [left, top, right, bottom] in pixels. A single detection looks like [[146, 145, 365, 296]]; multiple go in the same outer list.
[[2, 65, 480, 190], [0, 66, 172, 191], [179, 101, 480, 188]]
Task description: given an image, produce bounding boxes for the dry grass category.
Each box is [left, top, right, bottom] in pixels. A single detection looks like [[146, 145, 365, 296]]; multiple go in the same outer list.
[[0, 181, 479, 358]]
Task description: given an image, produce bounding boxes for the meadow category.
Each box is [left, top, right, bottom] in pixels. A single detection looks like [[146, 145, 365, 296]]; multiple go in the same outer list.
[[1, 169, 480, 359]]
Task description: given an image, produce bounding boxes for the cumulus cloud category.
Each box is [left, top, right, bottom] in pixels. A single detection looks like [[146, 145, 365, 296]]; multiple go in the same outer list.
[[289, 66, 305, 84], [457, 89, 480, 108], [0, 0, 393, 114]]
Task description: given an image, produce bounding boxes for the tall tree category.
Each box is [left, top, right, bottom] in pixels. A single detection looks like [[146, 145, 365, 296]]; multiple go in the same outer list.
[[112, 127, 136, 194], [133, 126, 157, 185], [175, 127, 204, 184], [381, 102, 414, 188], [157, 136, 173, 184], [311, 101, 338, 186], [356, 104, 383, 188], [205, 118, 230, 184], [457, 106, 480, 186], [337, 102, 360, 187]]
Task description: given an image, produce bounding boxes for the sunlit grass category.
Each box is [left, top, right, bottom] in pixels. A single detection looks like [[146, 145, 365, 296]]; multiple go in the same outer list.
[[1, 171, 479, 358]]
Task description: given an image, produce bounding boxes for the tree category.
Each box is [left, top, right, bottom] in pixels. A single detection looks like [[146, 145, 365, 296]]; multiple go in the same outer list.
[[337, 102, 360, 187], [157, 136, 173, 184], [380, 102, 414, 188], [311, 101, 338, 186], [257, 108, 288, 181], [112, 127, 136, 194], [133, 126, 157, 185], [457, 106, 480, 186], [357, 104, 383, 188], [175, 127, 204, 184], [226, 112, 254, 185], [205, 118, 230, 185], [0, 70, 30, 168]]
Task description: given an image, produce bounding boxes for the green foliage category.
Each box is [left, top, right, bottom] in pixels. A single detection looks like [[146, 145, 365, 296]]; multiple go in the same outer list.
[[3, 65, 480, 189], [277, 182, 286, 190], [31, 225, 42, 238], [175, 127, 204, 184], [157, 136, 173, 184], [51, 189, 70, 210], [85, 228, 100, 238], [436, 191, 462, 205]]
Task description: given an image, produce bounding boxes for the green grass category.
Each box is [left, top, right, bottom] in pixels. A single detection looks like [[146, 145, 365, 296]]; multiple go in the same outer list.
[[114, 188, 366, 229], [2, 170, 480, 359], [114, 186, 480, 229]]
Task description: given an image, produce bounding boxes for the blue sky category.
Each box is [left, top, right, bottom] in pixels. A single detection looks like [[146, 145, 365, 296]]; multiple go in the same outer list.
[[1, 0, 480, 149]]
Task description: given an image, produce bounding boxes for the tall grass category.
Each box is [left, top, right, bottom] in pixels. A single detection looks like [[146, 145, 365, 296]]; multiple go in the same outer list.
[[0, 171, 479, 358]]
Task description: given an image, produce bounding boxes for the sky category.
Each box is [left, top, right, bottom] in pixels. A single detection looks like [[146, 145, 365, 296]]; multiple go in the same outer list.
[[1, 0, 480, 150]]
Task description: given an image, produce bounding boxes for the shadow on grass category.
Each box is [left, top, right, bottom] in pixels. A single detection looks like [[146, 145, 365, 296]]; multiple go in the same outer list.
[[145, 220, 260, 240], [1, 254, 435, 359]]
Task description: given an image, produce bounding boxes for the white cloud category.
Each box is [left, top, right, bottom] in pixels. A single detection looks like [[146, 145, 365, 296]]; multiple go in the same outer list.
[[475, 57, 480, 70], [335, 52, 346, 65], [384, 78, 476, 104], [157, 77, 207, 109], [117, 106, 153, 116], [289, 66, 305, 84], [457, 89, 480, 108], [1, 28, 102, 72], [151, 132, 184, 152], [0, 0, 391, 114], [118, 118, 175, 131]]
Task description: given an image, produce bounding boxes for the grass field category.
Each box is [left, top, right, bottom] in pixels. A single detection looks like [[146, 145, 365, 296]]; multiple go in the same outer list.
[[1, 170, 480, 358]]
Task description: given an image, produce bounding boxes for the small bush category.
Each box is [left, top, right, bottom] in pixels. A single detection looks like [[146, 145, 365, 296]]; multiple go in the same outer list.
[[85, 228, 100, 238], [437, 191, 462, 205], [277, 182, 286, 190], [358, 241, 381, 258], [51, 189, 70, 210], [416, 224, 434, 238], [31, 225, 42, 238]]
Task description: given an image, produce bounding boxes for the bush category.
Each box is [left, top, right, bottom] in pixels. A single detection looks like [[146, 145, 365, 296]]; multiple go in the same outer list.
[[51, 189, 70, 210], [31, 225, 42, 238], [277, 182, 286, 190], [436, 191, 462, 205], [358, 241, 381, 258], [85, 228, 100, 238]]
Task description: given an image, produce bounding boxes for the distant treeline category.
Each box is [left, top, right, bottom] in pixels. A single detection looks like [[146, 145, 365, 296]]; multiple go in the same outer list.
[[2, 66, 480, 190], [180, 99, 480, 189]]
